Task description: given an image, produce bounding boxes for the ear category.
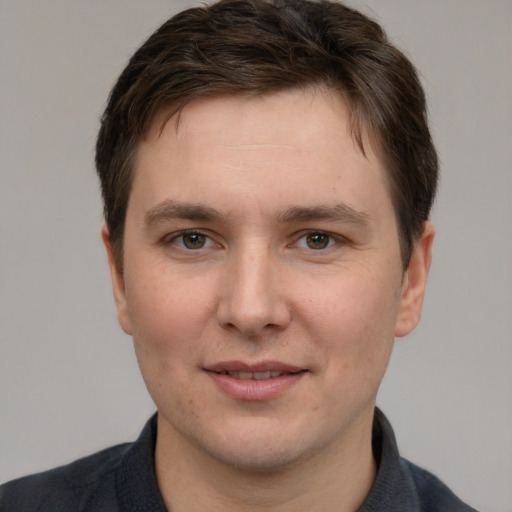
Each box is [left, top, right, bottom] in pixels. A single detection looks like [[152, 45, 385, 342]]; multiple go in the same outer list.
[[101, 225, 133, 335], [395, 221, 434, 338]]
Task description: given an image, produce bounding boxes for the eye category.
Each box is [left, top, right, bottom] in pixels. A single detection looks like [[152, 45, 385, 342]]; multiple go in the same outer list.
[[296, 232, 336, 250], [181, 232, 207, 249], [166, 231, 216, 250]]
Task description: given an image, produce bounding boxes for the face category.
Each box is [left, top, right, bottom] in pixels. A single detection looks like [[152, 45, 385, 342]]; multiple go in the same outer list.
[[104, 88, 433, 472]]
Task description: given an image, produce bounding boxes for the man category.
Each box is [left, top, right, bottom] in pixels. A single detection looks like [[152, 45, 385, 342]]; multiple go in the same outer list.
[[0, 0, 478, 510]]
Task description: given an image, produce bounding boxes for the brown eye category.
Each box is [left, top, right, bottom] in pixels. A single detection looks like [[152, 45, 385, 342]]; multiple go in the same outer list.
[[182, 233, 207, 249], [306, 233, 331, 250]]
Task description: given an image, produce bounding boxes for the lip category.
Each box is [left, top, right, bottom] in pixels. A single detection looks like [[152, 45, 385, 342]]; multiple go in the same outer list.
[[204, 360, 307, 401], [205, 360, 304, 374]]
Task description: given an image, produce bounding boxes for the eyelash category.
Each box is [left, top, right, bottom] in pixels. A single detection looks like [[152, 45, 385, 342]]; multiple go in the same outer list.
[[164, 230, 217, 250], [162, 229, 347, 253], [294, 231, 339, 251]]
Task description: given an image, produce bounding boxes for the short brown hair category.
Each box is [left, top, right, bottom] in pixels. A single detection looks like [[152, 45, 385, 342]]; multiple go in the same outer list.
[[96, 0, 438, 268]]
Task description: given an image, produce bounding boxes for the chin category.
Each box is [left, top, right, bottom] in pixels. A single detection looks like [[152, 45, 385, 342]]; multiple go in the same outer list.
[[189, 418, 324, 473], [205, 440, 308, 473]]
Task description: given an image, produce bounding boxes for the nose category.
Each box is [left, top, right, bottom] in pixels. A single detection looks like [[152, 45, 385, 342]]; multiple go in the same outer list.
[[216, 244, 291, 338]]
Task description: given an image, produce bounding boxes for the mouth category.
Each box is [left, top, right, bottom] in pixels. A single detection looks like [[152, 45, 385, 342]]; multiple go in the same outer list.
[[205, 361, 306, 377], [204, 361, 307, 401], [212, 370, 301, 380]]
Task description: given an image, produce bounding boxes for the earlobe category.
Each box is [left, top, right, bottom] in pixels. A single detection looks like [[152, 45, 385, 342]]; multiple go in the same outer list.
[[101, 225, 133, 335], [395, 221, 435, 338]]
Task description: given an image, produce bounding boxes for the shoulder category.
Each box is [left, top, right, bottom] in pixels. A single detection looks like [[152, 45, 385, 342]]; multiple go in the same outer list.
[[401, 458, 480, 512], [363, 409, 479, 512], [0, 442, 131, 512]]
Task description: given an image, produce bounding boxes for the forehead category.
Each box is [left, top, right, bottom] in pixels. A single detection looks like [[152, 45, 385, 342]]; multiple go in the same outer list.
[[150, 89, 376, 152], [130, 88, 393, 223]]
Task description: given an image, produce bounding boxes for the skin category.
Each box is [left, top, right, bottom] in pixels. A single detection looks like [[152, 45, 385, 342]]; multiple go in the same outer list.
[[103, 87, 433, 511]]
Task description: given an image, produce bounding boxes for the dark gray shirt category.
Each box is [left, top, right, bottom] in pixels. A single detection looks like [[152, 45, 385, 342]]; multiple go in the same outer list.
[[0, 409, 478, 511]]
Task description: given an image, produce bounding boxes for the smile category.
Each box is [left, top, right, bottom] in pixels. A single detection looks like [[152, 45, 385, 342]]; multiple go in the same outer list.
[[214, 370, 295, 380], [205, 362, 307, 401]]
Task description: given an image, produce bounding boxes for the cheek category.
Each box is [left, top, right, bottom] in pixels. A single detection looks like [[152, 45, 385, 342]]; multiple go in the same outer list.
[[298, 271, 400, 369], [126, 262, 211, 330], [126, 275, 211, 413], [124, 270, 213, 373]]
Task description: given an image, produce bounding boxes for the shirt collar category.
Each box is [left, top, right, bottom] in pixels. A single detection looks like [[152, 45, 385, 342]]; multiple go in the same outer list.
[[115, 408, 420, 512]]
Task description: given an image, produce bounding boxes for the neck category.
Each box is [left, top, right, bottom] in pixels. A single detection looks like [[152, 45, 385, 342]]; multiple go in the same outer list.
[[154, 411, 377, 512]]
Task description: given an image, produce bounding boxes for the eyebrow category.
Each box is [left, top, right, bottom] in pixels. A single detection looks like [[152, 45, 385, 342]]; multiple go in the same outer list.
[[277, 204, 371, 226], [144, 200, 224, 226], [144, 199, 370, 228]]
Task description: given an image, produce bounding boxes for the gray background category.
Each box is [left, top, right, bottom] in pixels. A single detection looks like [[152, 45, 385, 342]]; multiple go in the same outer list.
[[1, 1, 511, 511]]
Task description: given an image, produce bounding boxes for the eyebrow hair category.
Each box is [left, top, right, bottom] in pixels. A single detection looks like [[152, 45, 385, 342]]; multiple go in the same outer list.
[[144, 199, 371, 228], [278, 204, 371, 226], [144, 200, 224, 226]]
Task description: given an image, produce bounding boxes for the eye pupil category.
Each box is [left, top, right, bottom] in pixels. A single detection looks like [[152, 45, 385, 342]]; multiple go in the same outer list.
[[183, 233, 206, 249], [306, 233, 329, 249]]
